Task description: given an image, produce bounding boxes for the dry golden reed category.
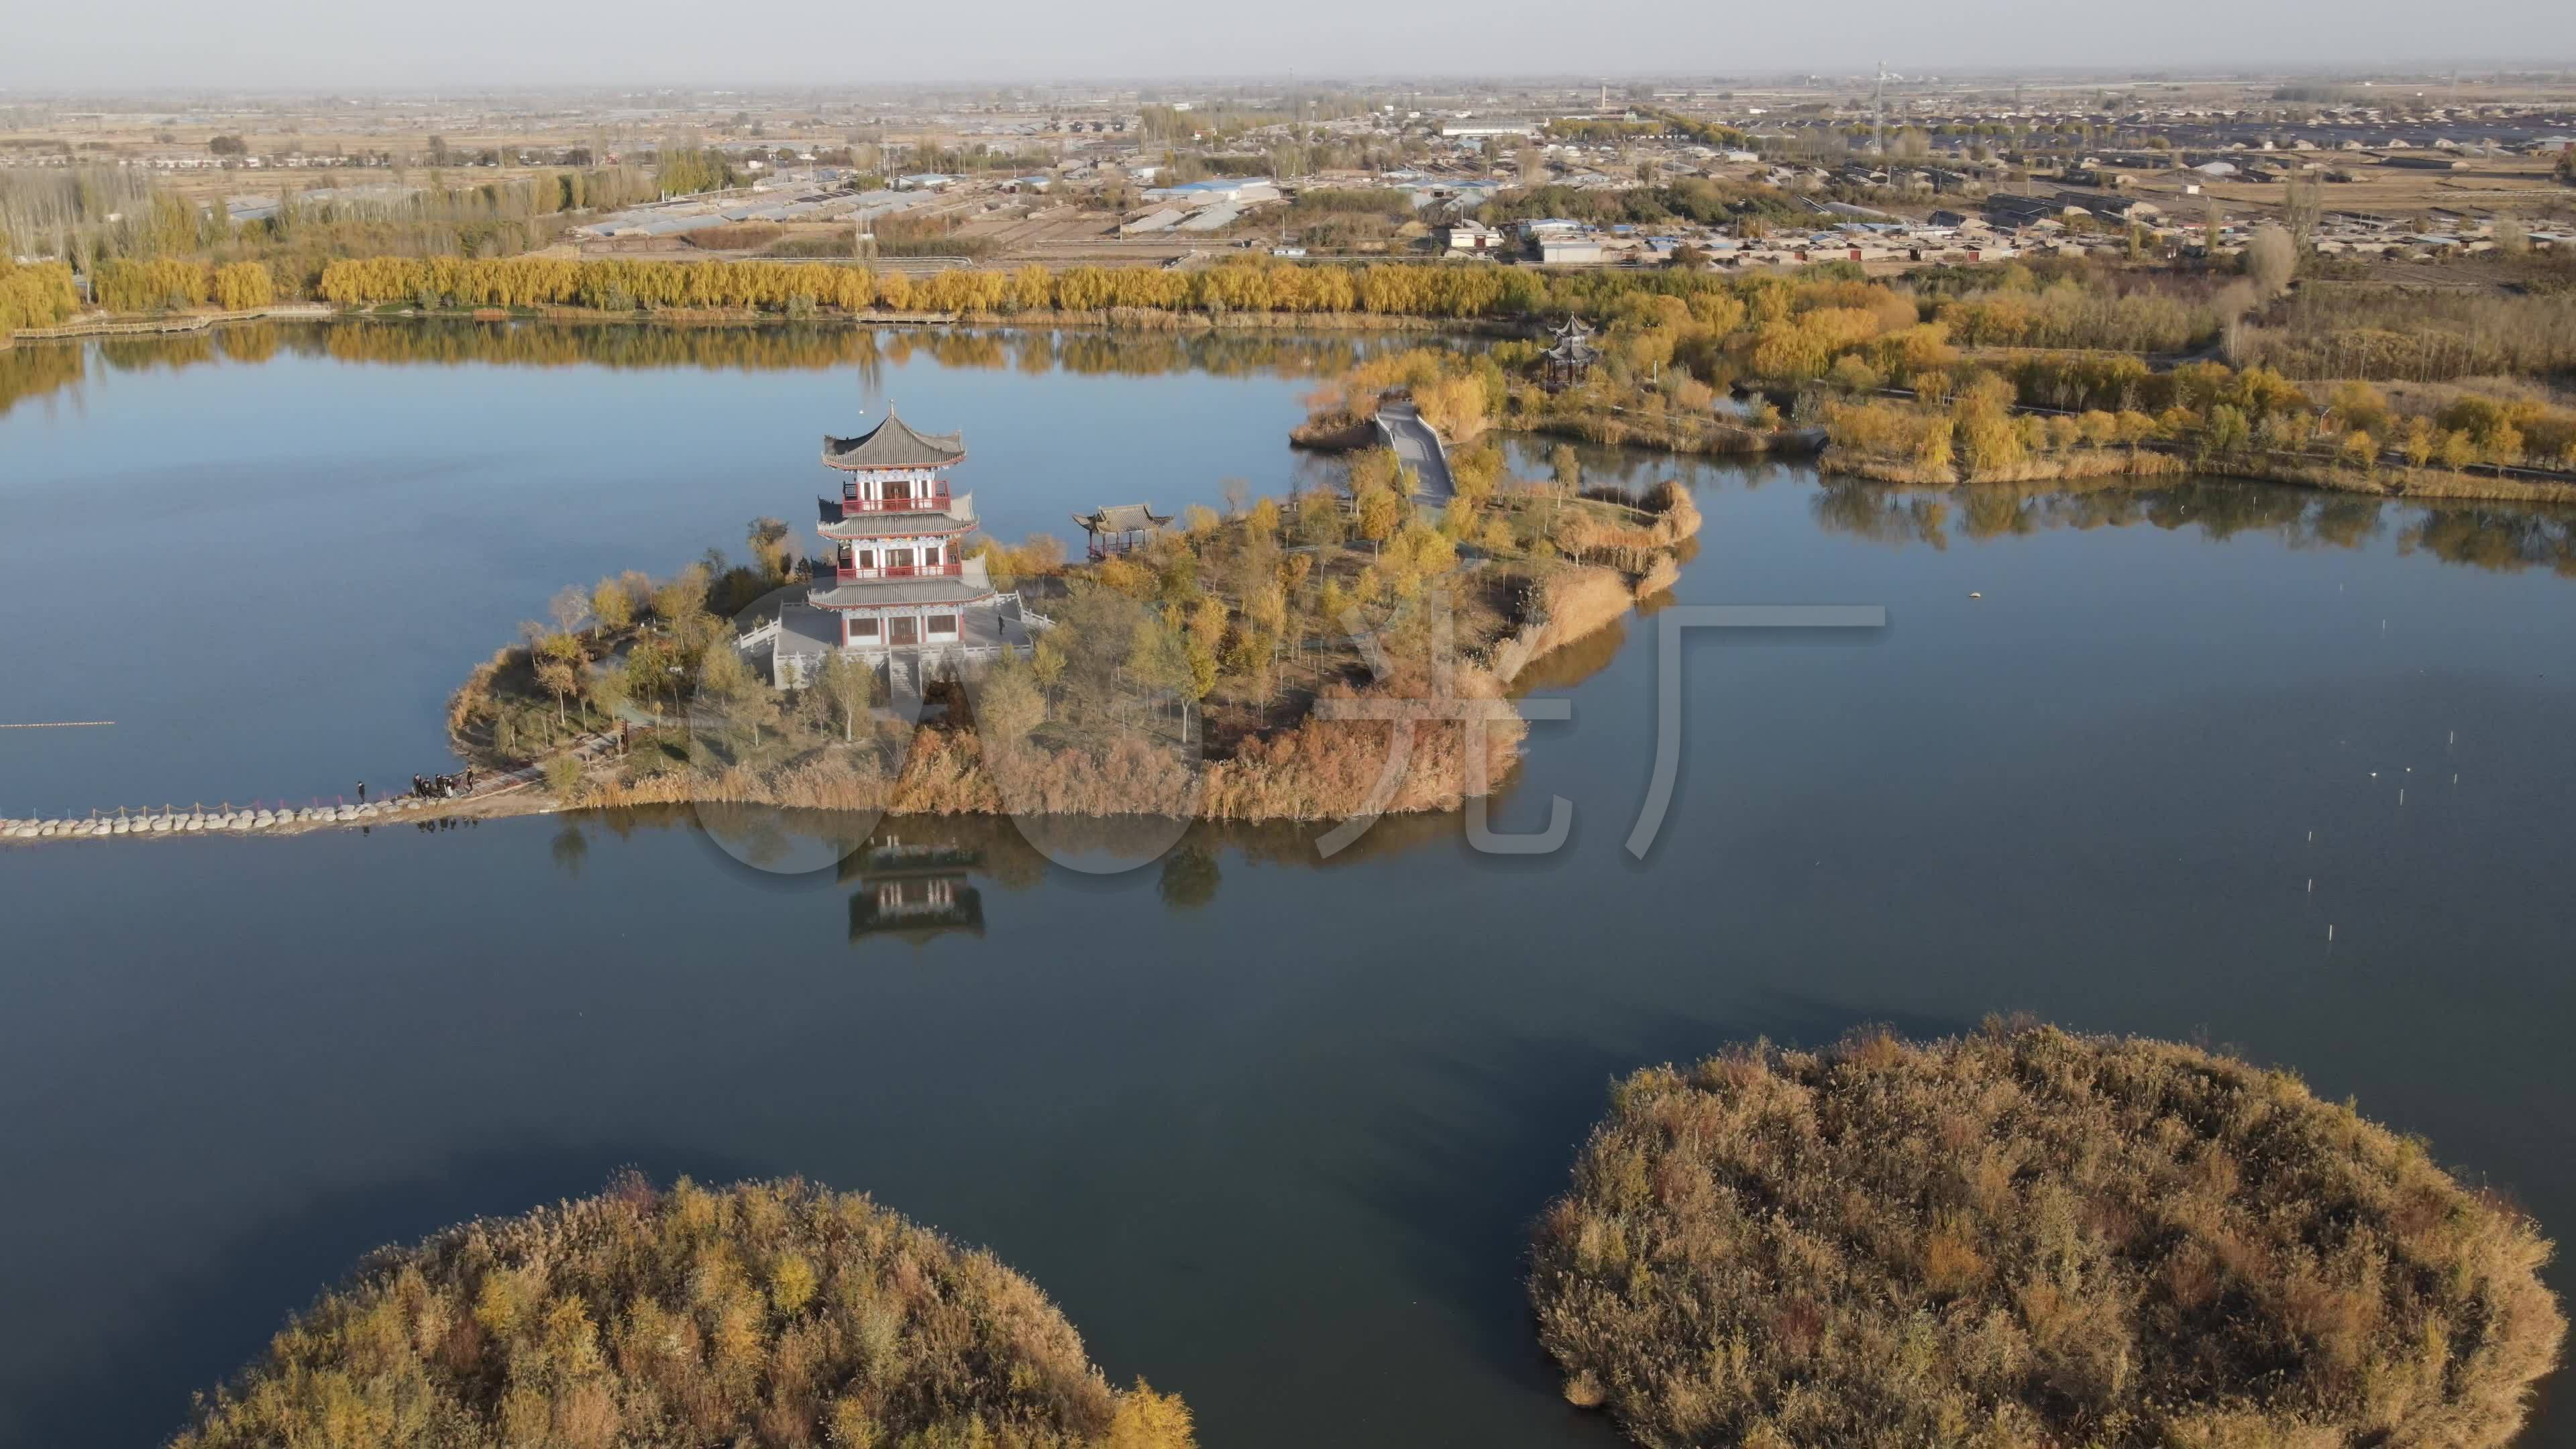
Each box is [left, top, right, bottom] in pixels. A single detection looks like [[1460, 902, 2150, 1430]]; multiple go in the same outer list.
[[170, 1175, 1194, 1449], [1532, 1023, 2564, 1449]]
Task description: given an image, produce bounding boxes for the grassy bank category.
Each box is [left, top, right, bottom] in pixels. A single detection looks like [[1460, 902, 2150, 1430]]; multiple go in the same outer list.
[[1532, 1022, 2565, 1449], [1517, 409, 1822, 458], [1820, 443, 2192, 487], [170, 1175, 1193, 1449], [1821, 437, 2576, 502]]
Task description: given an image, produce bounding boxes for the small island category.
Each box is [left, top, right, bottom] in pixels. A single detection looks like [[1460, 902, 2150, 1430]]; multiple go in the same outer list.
[[170, 1175, 1194, 1449], [1530, 1022, 2565, 1449], [447, 405, 1699, 823]]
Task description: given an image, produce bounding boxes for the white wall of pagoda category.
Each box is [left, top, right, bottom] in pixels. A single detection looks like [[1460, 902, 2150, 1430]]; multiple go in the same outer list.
[[830, 538, 954, 578], [835, 604, 965, 647], [835, 467, 951, 506]]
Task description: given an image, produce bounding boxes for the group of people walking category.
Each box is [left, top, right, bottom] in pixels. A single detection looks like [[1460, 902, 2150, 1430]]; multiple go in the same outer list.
[[410, 769, 476, 800]]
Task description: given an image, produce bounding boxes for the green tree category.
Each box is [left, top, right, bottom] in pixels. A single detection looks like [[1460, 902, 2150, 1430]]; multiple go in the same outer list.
[[651, 564, 710, 626], [2402, 418, 2436, 470], [812, 649, 875, 743], [534, 655, 578, 726], [590, 576, 635, 637], [2201, 404, 2253, 459], [582, 663, 630, 728], [694, 635, 773, 748], [1295, 488, 1345, 546], [542, 752, 584, 798], [1355, 484, 1404, 551], [1030, 635, 1067, 718], [975, 661, 1044, 747], [1122, 613, 1194, 728], [1448, 443, 1501, 508], [747, 517, 794, 579]]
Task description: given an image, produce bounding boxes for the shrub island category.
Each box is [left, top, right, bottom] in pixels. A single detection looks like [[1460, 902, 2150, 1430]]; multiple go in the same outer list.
[[170, 1175, 1193, 1449], [1530, 1023, 2565, 1449]]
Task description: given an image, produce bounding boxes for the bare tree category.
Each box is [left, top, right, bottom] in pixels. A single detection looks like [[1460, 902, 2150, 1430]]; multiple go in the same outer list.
[[2280, 176, 2322, 253], [2246, 224, 2296, 300], [548, 585, 591, 640]]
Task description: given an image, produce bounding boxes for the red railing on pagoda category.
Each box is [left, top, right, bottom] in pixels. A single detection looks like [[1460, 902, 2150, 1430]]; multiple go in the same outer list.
[[832, 561, 965, 582], [836, 491, 951, 514]]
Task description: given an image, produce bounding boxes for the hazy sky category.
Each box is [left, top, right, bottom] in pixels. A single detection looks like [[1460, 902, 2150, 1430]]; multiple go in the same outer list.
[[3, 0, 2570, 93]]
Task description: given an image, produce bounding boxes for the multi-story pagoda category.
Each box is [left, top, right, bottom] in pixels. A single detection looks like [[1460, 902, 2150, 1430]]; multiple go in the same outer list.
[[764, 409, 1039, 688]]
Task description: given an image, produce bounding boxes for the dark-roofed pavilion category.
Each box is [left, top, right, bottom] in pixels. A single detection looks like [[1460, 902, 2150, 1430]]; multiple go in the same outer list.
[[1542, 317, 1599, 389], [1073, 503, 1171, 560]]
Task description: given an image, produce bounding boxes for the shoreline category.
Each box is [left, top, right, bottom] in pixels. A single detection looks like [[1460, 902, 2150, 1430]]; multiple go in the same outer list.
[[10, 301, 1515, 345], [1819, 441, 2576, 504], [494, 486, 1705, 826], [5, 486, 1701, 849], [28, 305, 2571, 504], [13, 306, 2574, 848]]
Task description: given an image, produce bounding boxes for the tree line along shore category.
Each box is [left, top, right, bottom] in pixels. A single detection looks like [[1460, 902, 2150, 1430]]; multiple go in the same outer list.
[[1284, 261, 2576, 505], [15, 242, 2574, 503], [10, 263, 2575, 845]]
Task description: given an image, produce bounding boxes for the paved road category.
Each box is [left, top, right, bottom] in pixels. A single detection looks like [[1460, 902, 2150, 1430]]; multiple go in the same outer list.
[[1373, 401, 1454, 501]]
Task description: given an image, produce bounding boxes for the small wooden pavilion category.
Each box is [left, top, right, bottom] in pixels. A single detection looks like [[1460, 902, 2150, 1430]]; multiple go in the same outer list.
[[1073, 502, 1172, 560], [1541, 317, 1600, 389]]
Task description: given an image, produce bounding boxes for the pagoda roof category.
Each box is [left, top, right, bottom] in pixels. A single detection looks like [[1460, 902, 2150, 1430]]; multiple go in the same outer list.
[[1073, 502, 1171, 533], [807, 557, 999, 609], [822, 410, 967, 471], [1546, 320, 1599, 364]]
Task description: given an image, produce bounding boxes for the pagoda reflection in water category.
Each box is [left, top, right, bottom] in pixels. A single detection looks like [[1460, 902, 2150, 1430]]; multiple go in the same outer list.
[[842, 836, 985, 946]]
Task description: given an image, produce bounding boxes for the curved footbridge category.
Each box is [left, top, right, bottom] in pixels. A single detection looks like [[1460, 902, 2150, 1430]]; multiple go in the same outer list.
[[1374, 401, 1454, 502]]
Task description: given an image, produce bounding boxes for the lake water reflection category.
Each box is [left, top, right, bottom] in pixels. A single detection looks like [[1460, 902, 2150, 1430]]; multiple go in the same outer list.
[[4, 324, 2576, 1448]]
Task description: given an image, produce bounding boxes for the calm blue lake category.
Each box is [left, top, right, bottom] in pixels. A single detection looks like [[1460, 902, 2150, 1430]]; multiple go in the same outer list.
[[3, 322, 2575, 1448]]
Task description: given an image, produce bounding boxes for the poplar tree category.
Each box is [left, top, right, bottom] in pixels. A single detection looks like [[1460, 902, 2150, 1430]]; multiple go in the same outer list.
[[812, 650, 875, 744]]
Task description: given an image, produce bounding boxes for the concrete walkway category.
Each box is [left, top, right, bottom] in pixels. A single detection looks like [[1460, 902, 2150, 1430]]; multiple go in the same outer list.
[[1374, 401, 1454, 501]]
